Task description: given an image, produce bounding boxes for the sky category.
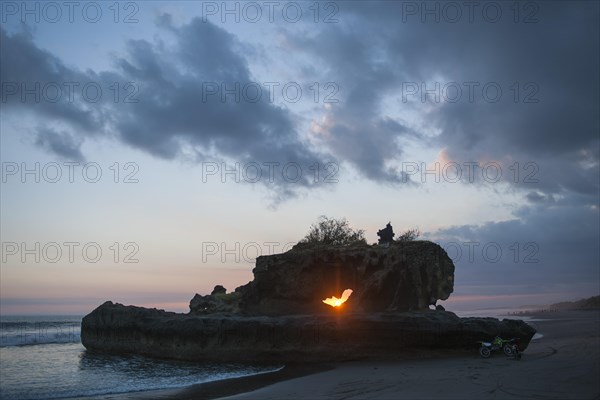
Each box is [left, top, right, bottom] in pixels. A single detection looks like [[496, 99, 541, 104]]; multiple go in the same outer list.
[[1, 1, 598, 315]]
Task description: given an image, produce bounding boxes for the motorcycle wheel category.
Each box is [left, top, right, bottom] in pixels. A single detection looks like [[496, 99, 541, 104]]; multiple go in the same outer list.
[[503, 344, 514, 356], [479, 347, 491, 358], [512, 346, 521, 360]]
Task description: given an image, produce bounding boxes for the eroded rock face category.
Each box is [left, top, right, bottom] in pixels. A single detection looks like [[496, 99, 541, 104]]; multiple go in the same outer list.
[[81, 302, 536, 362], [236, 241, 454, 315]]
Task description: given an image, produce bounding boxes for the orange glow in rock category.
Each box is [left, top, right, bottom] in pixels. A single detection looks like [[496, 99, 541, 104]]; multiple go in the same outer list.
[[322, 289, 353, 308]]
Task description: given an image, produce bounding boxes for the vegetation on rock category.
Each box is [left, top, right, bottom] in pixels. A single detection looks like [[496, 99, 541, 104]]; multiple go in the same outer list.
[[299, 216, 366, 246], [397, 228, 421, 242]]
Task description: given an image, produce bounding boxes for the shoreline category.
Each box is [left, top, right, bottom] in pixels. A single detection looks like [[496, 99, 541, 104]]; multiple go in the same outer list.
[[86, 350, 479, 400], [83, 310, 599, 400], [84, 363, 333, 400]]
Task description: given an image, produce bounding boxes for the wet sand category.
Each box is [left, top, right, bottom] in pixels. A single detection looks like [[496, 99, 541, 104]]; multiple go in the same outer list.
[[94, 310, 599, 400]]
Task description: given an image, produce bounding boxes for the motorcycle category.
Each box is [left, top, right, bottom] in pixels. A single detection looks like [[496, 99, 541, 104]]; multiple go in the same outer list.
[[477, 336, 521, 359]]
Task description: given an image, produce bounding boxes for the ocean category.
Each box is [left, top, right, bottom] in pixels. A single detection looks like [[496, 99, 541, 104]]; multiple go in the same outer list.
[[0, 315, 282, 400]]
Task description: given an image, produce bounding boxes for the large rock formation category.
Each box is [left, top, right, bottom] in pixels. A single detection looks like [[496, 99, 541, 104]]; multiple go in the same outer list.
[[82, 301, 536, 362], [81, 241, 536, 361], [237, 241, 454, 315]]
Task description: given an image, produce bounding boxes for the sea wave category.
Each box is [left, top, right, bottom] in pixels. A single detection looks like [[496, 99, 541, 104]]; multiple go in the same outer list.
[[0, 341, 283, 400], [0, 321, 81, 347]]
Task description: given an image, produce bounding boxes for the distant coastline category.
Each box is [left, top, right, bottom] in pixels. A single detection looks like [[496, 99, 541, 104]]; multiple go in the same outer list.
[[506, 295, 600, 315]]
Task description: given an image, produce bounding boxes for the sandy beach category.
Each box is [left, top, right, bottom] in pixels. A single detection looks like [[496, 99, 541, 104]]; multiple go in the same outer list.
[[98, 309, 599, 400], [217, 310, 599, 400]]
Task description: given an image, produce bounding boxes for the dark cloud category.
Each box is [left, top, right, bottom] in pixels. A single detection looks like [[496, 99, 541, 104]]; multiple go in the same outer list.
[[0, 28, 104, 133], [287, 1, 598, 200], [525, 191, 554, 205], [4, 3, 596, 202], [288, 22, 413, 183], [426, 203, 600, 299], [0, 20, 334, 202], [34, 127, 84, 162]]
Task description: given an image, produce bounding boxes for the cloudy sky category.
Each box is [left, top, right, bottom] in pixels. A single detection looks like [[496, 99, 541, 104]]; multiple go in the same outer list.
[[1, 1, 598, 314]]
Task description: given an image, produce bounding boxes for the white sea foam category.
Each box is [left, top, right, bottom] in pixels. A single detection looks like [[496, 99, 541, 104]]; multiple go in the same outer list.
[[0, 322, 81, 347], [0, 316, 283, 400]]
